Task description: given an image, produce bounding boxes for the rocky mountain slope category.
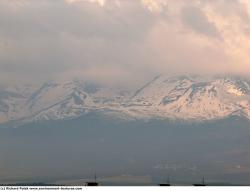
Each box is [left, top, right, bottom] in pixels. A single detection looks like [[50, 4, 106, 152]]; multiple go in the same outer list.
[[1, 75, 250, 126]]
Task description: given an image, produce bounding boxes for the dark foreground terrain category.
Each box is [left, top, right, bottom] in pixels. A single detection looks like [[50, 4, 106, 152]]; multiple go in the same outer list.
[[1, 114, 250, 185]]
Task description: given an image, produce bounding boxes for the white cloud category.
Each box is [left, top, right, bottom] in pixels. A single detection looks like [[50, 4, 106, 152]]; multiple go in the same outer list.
[[141, 0, 167, 13], [65, 0, 106, 7]]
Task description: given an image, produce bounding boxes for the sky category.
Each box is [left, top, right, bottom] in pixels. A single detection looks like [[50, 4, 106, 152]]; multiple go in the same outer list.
[[1, 0, 250, 86]]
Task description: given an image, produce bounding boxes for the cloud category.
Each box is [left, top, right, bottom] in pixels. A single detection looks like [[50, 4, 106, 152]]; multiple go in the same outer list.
[[0, 0, 250, 86], [181, 5, 220, 38], [65, 0, 106, 7], [141, 0, 167, 13]]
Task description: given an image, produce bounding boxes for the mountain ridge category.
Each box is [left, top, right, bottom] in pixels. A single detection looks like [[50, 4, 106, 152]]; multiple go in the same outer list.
[[1, 75, 250, 126]]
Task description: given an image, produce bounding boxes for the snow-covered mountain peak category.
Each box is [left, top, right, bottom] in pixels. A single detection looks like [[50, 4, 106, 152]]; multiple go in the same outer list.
[[126, 75, 250, 121], [1, 75, 250, 126]]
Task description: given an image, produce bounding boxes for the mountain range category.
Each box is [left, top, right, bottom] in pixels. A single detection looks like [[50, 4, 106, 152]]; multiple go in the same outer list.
[[1, 75, 250, 126], [2, 75, 250, 184]]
